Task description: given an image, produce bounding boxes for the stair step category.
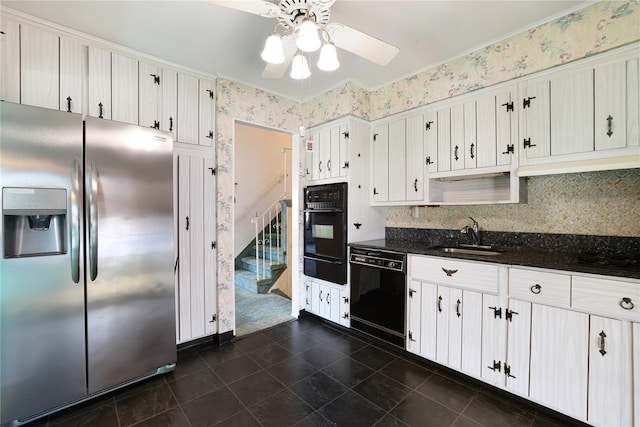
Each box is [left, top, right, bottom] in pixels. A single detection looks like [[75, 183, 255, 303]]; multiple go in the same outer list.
[[250, 246, 286, 263], [234, 269, 272, 294], [240, 256, 285, 277]]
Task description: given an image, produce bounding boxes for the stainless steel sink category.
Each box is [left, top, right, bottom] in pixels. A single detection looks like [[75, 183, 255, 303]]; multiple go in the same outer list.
[[431, 245, 504, 256]]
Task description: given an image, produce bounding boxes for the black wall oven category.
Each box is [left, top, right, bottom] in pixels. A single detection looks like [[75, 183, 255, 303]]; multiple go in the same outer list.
[[349, 247, 406, 348], [303, 183, 348, 285]]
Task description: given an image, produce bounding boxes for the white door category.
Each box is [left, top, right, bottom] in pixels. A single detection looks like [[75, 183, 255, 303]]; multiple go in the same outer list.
[[529, 304, 588, 420], [481, 294, 507, 387], [505, 299, 531, 396], [339, 124, 349, 178], [463, 101, 477, 169], [437, 108, 452, 172], [495, 87, 517, 166], [448, 287, 463, 370], [406, 281, 422, 354], [424, 111, 438, 173], [419, 281, 438, 360], [406, 114, 424, 201], [111, 53, 139, 125], [177, 73, 199, 144], [594, 60, 627, 150], [0, 16, 20, 103], [162, 69, 178, 139], [318, 127, 331, 180], [450, 103, 465, 171], [371, 124, 389, 202], [21, 24, 59, 109], [199, 78, 216, 147], [388, 119, 407, 202], [476, 92, 498, 168], [59, 37, 84, 114], [435, 286, 450, 365], [88, 46, 111, 120], [460, 290, 483, 378], [550, 69, 593, 156], [520, 79, 550, 159], [588, 315, 633, 426], [329, 125, 341, 179], [139, 61, 162, 129]]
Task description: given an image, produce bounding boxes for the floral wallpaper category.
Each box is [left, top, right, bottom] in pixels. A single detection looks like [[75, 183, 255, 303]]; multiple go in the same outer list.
[[369, 0, 640, 120], [213, 0, 639, 334]]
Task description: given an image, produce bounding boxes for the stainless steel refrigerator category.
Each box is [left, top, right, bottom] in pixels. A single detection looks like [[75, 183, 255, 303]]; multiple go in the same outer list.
[[0, 102, 176, 425]]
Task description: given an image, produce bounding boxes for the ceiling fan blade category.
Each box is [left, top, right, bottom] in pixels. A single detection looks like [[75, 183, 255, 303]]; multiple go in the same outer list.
[[261, 36, 297, 79], [326, 22, 399, 66], [209, 0, 280, 18]]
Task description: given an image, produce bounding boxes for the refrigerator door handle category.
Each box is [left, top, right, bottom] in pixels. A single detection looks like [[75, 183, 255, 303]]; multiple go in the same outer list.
[[70, 159, 81, 283], [88, 161, 99, 281]]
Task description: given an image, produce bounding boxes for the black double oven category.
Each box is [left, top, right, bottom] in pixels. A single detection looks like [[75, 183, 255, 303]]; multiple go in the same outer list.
[[303, 183, 348, 285]]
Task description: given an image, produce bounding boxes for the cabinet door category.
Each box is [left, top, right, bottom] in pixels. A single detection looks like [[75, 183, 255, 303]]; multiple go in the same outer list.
[[139, 61, 162, 129], [177, 73, 199, 144], [628, 58, 640, 148], [594, 60, 627, 150], [424, 111, 438, 173], [435, 286, 450, 365], [176, 154, 192, 342], [329, 125, 340, 179], [59, 37, 84, 114], [634, 322, 640, 427], [588, 315, 633, 427], [88, 46, 111, 119], [505, 299, 531, 396], [311, 281, 321, 315], [310, 131, 321, 181], [111, 53, 138, 125], [437, 108, 452, 171], [388, 119, 406, 202], [450, 103, 465, 171], [338, 289, 349, 327], [199, 78, 215, 147], [481, 294, 507, 387], [529, 304, 588, 420], [460, 290, 483, 378], [406, 281, 422, 354], [21, 24, 59, 109], [448, 287, 463, 370], [203, 156, 217, 334], [476, 92, 497, 168], [371, 124, 389, 202], [318, 127, 331, 180], [327, 286, 340, 323], [419, 281, 437, 360], [1, 16, 20, 103], [521, 79, 550, 159], [406, 114, 424, 201], [463, 101, 477, 169], [550, 69, 593, 156], [339, 124, 349, 178], [304, 281, 312, 311], [495, 88, 517, 166], [162, 69, 178, 139]]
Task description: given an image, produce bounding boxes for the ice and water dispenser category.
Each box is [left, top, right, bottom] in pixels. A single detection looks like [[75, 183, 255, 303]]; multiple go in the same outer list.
[[2, 188, 68, 258]]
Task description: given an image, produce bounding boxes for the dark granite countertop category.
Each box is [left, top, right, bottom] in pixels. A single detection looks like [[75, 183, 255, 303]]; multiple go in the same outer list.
[[349, 238, 640, 280]]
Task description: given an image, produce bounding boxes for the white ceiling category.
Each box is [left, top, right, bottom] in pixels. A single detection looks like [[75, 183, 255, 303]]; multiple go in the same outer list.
[[3, 0, 588, 101]]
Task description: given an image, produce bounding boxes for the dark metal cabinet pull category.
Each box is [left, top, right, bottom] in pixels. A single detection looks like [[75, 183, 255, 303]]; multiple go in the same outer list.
[[409, 331, 416, 342], [523, 96, 536, 108], [169, 117, 173, 132], [66, 96, 72, 112], [342, 161, 349, 169], [414, 179, 418, 192], [598, 331, 607, 356], [488, 360, 501, 372], [606, 115, 614, 137], [502, 144, 514, 155], [353, 223, 362, 229], [185, 216, 190, 230], [454, 145, 459, 161], [456, 299, 461, 317], [441, 268, 458, 277], [409, 288, 416, 297], [373, 188, 378, 195], [523, 138, 536, 149], [327, 159, 332, 171], [319, 290, 323, 302], [206, 131, 214, 139], [342, 312, 349, 319], [530, 284, 542, 294], [620, 297, 634, 310], [437, 295, 443, 312], [470, 143, 475, 159], [489, 306, 502, 319], [209, 315, 216, 323], [504, 365, 516, 378], [149, 73, 160, 84], [319, 161, 323, 172], [98, 102, 103, 119], [425, 121, 434, 130], [426, 156, 433, 165]]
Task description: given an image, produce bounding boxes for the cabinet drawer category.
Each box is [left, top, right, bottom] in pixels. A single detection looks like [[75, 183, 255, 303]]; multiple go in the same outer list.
[[409, 256, 498, 293], [572, 276, 640, 322], [509, 268, 570, 308]]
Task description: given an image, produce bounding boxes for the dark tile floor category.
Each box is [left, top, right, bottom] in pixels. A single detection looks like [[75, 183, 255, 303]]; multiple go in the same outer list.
[[29, 316, 588, 427]]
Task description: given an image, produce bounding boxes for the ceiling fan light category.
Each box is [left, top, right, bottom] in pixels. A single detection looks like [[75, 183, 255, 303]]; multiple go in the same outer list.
[[290, 52, 311, 80], [317, 42, 340, 71], [261, 33, 285, 64], [296, 19, 321, 52]]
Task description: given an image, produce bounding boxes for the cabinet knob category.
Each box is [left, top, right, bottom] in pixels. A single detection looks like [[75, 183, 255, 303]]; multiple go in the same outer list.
[[441, 267, 458, 277], [530, 284, 542, 294], [620, 297, 634, 310]]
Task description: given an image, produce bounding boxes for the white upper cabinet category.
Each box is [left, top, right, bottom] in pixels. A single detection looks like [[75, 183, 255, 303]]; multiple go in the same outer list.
[[88, 46, 111, 120], [177, 73, 199, 144], [306, 121, 349, 184], [387, 118, 406, 202], [59, 37, 84, 114], [139, 61, 163, 130], [111, 53, 138, 125], [406, 114, 425, 201], [20, 24, 59, 110], [424, 111, 438, 173], [162, 69, 178, 139], [1, 16, 20, 104], [371, 123, 390, 203], [198, 78, 216, 147]]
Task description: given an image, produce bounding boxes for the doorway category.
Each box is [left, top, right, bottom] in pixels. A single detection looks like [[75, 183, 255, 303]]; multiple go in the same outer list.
[[233, 121, 296, 336]]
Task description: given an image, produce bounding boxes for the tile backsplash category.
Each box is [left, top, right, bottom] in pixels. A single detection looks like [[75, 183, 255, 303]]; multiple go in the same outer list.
[[387, 168, 640, 237]]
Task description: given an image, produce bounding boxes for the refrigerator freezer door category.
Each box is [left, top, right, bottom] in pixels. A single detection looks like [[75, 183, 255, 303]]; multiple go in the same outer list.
[[84, 117, 176, 393], [0, 102, 86, 424]]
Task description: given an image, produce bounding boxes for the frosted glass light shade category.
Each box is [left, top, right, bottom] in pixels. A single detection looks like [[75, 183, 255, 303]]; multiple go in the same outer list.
[[296, 19, 321, 52], [317, 42, 340, 71], [261, 34, 285, 64], [290, 52, 311, 80]]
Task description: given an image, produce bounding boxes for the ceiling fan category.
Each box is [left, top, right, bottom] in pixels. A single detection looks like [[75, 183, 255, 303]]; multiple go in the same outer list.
[[211, 0, 400, 79]]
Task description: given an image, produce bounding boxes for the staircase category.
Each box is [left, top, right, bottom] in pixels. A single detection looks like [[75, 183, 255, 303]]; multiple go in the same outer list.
[[234, 199, 290, 294]]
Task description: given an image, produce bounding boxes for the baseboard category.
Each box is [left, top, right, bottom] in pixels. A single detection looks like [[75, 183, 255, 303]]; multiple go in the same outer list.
[[177, 330, 236, 351]]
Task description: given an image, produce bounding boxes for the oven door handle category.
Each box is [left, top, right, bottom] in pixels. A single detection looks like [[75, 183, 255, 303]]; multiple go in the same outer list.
[[303, 208, 344, 213], [304, 255, 344, 265]]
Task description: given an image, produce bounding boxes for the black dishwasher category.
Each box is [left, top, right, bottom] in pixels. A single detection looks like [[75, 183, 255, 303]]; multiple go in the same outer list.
[[349, 247, 406, 348]]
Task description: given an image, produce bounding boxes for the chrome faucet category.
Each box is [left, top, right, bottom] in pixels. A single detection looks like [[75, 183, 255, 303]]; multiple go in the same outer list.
[[461, 217, 480, 246]]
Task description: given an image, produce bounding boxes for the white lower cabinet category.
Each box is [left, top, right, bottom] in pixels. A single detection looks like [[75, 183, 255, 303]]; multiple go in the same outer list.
[[529, 304, 589, 420], [634, 322, 640, 427], [174, 149, 217, 344], [308, 278, 345, 325], [587, 315, 633, 427]]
